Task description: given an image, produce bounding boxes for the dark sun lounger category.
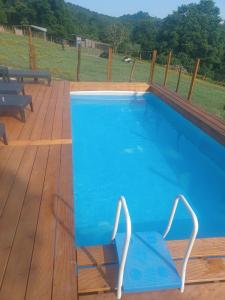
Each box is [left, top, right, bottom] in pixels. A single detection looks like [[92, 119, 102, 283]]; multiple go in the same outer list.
[[0, 123, 8, 145], [8, 69, 51, 86], [0, 81, 25, 95], [0, 94, 33, 122], [0, 65, 51, 85]]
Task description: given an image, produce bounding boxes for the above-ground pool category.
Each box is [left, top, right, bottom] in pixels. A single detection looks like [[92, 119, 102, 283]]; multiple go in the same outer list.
[[70, 92, 225, 246]]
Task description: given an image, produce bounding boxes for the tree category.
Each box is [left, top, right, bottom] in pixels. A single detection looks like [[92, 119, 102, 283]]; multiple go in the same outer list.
[[0, 0, 7, 24], [106, 23, 128, 53], [157, 0, 224, 76]]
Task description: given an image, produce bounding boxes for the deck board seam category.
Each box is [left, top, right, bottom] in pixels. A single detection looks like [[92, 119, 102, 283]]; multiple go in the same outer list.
[[0, 146, 38, 291], [24, 145, 51, 300]]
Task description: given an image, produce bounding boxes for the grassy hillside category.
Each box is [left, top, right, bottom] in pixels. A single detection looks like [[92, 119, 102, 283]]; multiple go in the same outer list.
[[0, 31, 225, 120]]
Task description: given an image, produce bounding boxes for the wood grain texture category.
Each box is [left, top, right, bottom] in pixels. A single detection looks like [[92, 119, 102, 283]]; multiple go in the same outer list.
[[77, 237, 225, 267], [79, 282, 225, 300], [78, 257, 225, 294], [0, 81, 77, 300]]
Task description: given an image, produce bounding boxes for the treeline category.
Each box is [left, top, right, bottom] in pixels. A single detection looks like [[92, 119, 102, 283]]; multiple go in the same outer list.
[[0, 0, 224, 81]]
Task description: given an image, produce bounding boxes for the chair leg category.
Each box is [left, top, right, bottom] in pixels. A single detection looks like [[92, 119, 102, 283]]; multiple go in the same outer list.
[[20, 109, 26, 122], [30, 101, 34, 112], [3, 132, 8, 145], [22, 87, 25, 95]]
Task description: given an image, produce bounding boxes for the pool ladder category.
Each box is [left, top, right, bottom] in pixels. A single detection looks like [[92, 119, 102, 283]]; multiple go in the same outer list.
[[112, 195, 199, 299]]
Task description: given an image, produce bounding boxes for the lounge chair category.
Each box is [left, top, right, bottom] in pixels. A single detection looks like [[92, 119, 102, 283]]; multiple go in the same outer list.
[[0, 94, 33, 122], [0, 123, 8, 145], [0, 81, 25, 95], [0, 65, 51, 86], [0, 66, 8, 81]]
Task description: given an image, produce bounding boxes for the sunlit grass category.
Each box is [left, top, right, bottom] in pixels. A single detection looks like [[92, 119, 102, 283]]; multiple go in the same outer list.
[[0, 31, 224, 119]]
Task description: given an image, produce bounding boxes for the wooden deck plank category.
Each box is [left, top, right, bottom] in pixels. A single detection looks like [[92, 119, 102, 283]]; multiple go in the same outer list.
[[176, 257, 225, 283], [29, 83, 55, 140], [40, 82, 59, 140], [0, 147, 15, 176], [0, 146, 49, 300], [77, 245, 117, 267], [78, 265, 116, 294], [78, 257, 225, 294], [0, 146, 37, 287], [167, 237, 225, 259], [77, 237, 225, 267], [51, 81, 65, 140], [51, 80, 76, 299], [52, 145, 77, 300], [18, 85, 47, 141], [70, 82, 150, 92], [79, 282, 225, 300], [0, 147, 26, 216], [62, 81, 71, 139], [25, 145, 62, 300]]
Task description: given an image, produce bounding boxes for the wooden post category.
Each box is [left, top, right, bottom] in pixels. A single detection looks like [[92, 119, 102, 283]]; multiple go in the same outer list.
[[31, 45, 37, 70], [107, 47, 113, 81], [129, 59, 136, 82], [149, 50, 157, 83], [28, 27, 33, 70], [28, 27, 37, 70], [163, 51, 172, 86], [175, 66, 182, 93], [76, 45, 81, 82], [187, 58, 200, 101]]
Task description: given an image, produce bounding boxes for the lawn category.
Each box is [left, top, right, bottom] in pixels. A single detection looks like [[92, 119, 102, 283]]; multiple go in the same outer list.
[[0, 30, 225, 120]]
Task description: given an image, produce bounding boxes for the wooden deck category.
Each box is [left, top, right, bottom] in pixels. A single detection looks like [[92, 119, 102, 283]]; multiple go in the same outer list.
[[0, 81, 76, 300], [0, 81, 225, 300]]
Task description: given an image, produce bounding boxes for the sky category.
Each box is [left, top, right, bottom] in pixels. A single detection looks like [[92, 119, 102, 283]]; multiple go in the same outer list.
[[69, 0, 225, 19]]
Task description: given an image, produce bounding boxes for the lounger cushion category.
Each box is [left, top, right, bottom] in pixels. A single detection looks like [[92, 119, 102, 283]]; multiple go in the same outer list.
[[0, 123, 5, 136], [0, 94, 32, 108], [0, 66, 9, 78], [0, 81, 24, 95], [8, 69, 51, 79]]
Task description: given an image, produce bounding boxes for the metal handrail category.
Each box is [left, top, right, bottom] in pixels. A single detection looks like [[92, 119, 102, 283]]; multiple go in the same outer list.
[[163, 194, 199, 293], [112, 196, 132, 299]]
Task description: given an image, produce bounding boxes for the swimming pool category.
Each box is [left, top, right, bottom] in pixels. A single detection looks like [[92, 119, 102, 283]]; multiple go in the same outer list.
[[70, 92, 225, 247]]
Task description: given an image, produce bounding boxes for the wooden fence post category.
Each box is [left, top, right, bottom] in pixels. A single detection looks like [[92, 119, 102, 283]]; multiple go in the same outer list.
[[187, 58, 200, 101], [129, 59, 136, 82], [149, 50, 157, 83], [28, 27, 37, 70], [28, 27, 32, 67], [76, 45, 81, 82], [107, 47, 113, 81], [163, 51, 172, 86], [30, 45, 37, 70], [175, 66, 182, 93]]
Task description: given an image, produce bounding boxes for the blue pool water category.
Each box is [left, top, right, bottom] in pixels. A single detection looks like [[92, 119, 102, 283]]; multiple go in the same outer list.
[[71, 92, 225, 247]]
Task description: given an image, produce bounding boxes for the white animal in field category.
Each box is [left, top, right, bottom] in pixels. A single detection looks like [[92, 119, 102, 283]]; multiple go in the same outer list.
[[123, 56, 132, 63]]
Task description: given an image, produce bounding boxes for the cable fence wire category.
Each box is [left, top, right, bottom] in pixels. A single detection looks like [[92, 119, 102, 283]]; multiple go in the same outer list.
[[0, 32, 29, 68], [79, 47, 107, 81]]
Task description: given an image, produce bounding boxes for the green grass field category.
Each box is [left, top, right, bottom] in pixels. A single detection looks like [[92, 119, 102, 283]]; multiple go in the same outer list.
[[0, 31, 225, 120]]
